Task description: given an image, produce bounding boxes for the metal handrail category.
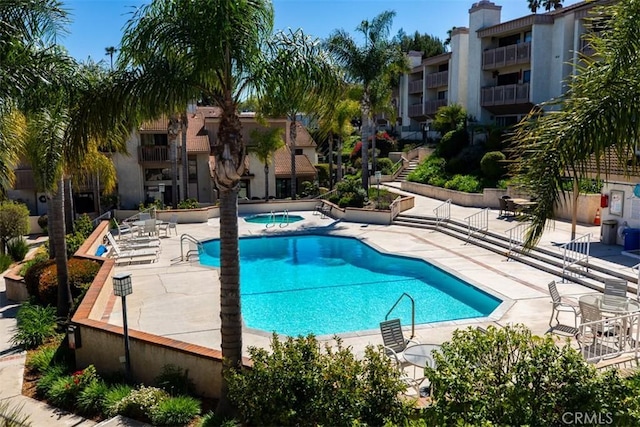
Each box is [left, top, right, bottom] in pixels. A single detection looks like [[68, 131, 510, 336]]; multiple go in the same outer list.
[[560, 233, 591, 281], [505, 222, 529, 259], [579, 310, 639, 364], [389, 196, 402, 220], [180, 233, 203, 261], [464, 208, 489, 243], [433, 199, 452, 229], [265, 211, 276, 228], [385, 292, 416, 339], [315, 189, 338, 200], [91, 211, 112, 227], [279, 210, 290, 228]]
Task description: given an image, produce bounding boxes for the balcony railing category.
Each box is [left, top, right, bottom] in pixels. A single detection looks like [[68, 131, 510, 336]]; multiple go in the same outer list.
[[138, 146, 182, 163], [425, 99, 448, 115], [426, 70, 448, 88], [408, 79, 423, 94], [480, 83, 530, 107], [13, 169, 37, 190], [482, 42, 531, 70], [580, 38, 596, 56], [408, 103, 423, 117]]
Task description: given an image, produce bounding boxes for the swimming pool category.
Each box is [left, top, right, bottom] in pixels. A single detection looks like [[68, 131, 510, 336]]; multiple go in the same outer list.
[[199, 234, 501, 336], [244, 213, 304, 224]]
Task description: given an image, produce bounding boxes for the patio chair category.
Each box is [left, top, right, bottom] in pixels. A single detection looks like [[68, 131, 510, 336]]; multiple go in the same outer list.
[[604, 278, 628, 298], [505, 198, 520, 217], [578, 300, 621, 348], [114, 218, 137, 240], [139, 218, 158, 237], [139, 212, 151, 221], [548, 281, 580, 329], [105, 233, 160, 265], [380, 318, 420, 369], [159, 214, 178, 237], [498, 197, 509, 218]]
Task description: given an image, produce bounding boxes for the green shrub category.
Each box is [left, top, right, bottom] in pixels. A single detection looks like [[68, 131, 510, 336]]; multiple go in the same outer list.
[[226, 334, 412, 427], [36, 364, 68, 397], [154, 364, 196, 396], [26, 258, 100, 307], [46, 365, 98, 410], [196, 412, 240, 427], [177, 198, 199, 209], [376, 157, 394, 175], [11, 302, 58, 349], [65, 232, 86, 258], [110, 386, 169, 421], [315, 163, 330, 187], [444, 174, 482, 193], [407, 156, 446, 184], [77, 379, 109, 416], [73, 214, 94, 239], [0, 400, 32, 427], [150, 395, 201, 426], [436, 128, 468, 160], [424, 324, 629, 426], [7, 236, 29, 262], [560, 178, 604, 194], [18, 247, 49, 277], [26, 344, 57, 373], [480, 151, 506, 179], [0, 254, 12, 273], [104, 384, 135, 417], [0, 201, 30, 257], [37, 214, 48, 233]]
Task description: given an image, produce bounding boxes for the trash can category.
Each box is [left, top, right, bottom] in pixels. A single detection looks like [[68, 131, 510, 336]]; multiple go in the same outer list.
[[624, 228, 640, 251], [601, 219, 618, 245]]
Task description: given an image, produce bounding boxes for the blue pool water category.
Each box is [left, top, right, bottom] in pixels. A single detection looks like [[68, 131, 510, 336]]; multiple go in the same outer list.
[[199, 234, 501, 336], [244, 214, 304, 224]]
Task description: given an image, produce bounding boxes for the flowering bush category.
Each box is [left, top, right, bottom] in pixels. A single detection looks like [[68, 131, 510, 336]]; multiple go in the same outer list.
[[110, 386, 169, 422]]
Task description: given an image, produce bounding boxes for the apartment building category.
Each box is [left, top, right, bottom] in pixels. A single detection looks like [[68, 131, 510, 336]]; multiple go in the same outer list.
[[397, 0, 602, 136]]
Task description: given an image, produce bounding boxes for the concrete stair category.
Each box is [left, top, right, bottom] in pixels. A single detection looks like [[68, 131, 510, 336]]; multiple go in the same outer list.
[[395, 159, 420, 182], [393, 213, 639, 294]]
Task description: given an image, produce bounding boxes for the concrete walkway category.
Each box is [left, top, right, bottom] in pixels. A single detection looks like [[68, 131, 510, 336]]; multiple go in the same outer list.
[[1, 188, 637, 424]]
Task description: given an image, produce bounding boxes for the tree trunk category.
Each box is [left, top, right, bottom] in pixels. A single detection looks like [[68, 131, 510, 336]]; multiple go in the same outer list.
[[181, 112, 189, 200], [289, 118, 297, 200], [64, 178, 74, 232], [213, 99, 245, 417], [169, 114, 180, 209], [328, 132, 334, 190], [264, 164, 269, 200], [360, 93, 371, 191], [336, 137, 343, 183], [571, 178, 579, 241], [47, 197, 56, 259], [51, 178, 71, 319], [371, 122, 376, 174]]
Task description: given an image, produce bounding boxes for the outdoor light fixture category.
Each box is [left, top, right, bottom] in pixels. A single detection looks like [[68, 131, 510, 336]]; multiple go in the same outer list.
[[113, 273, 133, 380]]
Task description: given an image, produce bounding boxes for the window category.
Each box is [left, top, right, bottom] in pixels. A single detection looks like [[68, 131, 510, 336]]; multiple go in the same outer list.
[[238, 180, 249, 199], [276, 178, 291, 199], [524, 31, 532, 43], [294, 148, 303, 155], [188, 159, 197, 183], [498, 34, 520, 47], [438, 64, 448, 72], [495, 116, 519, 128], [522, 70, 531, 84], [140, 133, 168, 146], [145, 168, 176, 181], [437, 90, 448, 100], [497, 72, 518, 86]]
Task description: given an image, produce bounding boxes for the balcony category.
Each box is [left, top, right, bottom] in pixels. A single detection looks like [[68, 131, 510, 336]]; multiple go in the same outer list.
[[425, 99, 448, 116], [408, 79, 423, 94], [138, 146, 182, 164], [426, 70, 448, 89], [481, 83, 530, 107], [408, 103, 424, 117], [13, 169, 36, 190], [482, 42, 531, 70], [580, 39, 596, 56]]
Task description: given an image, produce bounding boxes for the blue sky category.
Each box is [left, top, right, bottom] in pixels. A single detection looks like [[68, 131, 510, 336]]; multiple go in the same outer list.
[[63, 0, 581, 63]]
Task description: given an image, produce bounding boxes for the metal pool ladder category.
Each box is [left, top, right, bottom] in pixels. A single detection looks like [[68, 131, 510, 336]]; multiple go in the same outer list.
[[180, 233, 203, 261], [385, 292, 416, 339], [279, 209, 290, 228]]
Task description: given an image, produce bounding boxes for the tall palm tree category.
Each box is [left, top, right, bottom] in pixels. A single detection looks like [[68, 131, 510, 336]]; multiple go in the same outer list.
[[117, 0, 274, 413], [327, 11, 407, 191], [248, 128, 284, 199], [105, 46, 117, 70], [510, 0, 638, 248], [260, 29, 340, 199]]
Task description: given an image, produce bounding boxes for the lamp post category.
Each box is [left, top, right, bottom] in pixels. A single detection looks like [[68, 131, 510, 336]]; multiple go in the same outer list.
[[375, 171, 381, 210], [113, 273, 133, 380]]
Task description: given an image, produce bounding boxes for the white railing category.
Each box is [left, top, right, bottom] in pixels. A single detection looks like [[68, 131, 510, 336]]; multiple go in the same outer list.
[[505, 222, 529, 259], [390, 196, 402, 220], [279, 210, 290, 228], [433, 199, 451, 229], [265, 211, 276, 229], [633, 263, 640, 300], [464, 208, 489, 243], [579, 311, 640, 364], [180, 233, 203, 261], [124, 206, 157, 225], [315, 189, 338, 200], [560, 233, 591, 281], [91, 210, 112, 227]]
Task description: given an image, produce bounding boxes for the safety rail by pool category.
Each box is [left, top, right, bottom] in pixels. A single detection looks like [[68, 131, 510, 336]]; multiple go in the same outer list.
[[385, 292, 416, 339], [433, 199, 451, 229], [505, 222, 530, 260], [464, 208, 489, 243], [561, 233, 591, 282], [180, 233, 203, 261]]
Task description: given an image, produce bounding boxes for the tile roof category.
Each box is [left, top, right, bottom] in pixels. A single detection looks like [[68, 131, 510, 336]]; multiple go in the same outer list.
[[286, 122, 316, 147], [586, 146, 640, 179], [273, 146, 317, 177]]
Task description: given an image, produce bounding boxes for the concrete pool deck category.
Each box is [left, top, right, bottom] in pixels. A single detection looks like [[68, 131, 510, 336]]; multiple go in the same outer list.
[[104, 189, 638, 356]]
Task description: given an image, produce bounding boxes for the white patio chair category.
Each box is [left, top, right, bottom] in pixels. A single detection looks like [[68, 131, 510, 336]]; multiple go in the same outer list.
[[159, 214, 178, 237], [105, 233, 159, 265], [604, 278, 628, 298], [138, 218, 158, 237], [548, 281, 580, 330], [379, 318, 420, 369]]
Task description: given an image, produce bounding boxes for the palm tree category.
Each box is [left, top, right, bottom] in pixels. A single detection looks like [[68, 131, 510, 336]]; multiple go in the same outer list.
[[259, 29, 340, 199], [248, 128, 285, 199], [105, 46, 117, 70], [527, 0, 541, 13], [510, 0, 638, 248], [542, 0, 563, 12], [117, 0, 274, 413], [327, 11, 407, 191]]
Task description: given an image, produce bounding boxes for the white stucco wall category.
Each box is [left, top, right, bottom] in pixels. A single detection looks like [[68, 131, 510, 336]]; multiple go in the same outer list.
[[112, 132, 145, 209], [530, 24, 554, 105], [449, 30, 469, 107]]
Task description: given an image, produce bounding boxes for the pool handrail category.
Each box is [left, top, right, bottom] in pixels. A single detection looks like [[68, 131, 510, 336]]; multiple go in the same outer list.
[[265, 211, 276, 228], [279, 210, 290, 228], [385, 292, 416, 339], [180, 233, 203, 261]]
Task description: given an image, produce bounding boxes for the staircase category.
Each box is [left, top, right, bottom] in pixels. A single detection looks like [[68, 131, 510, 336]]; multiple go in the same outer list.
[[392, 213, 639, 294], [395, 159, 420, 182]]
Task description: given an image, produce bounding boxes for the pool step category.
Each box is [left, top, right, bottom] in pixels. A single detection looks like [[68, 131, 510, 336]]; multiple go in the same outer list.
[[393, 214, 638, 295]]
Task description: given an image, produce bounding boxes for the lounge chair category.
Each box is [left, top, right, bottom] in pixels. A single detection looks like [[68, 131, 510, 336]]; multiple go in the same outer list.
[[105, 233, 159, 265], [379, 318, 420, 369], [548, 281, 580, 330], [114, 218, 137, 240]]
